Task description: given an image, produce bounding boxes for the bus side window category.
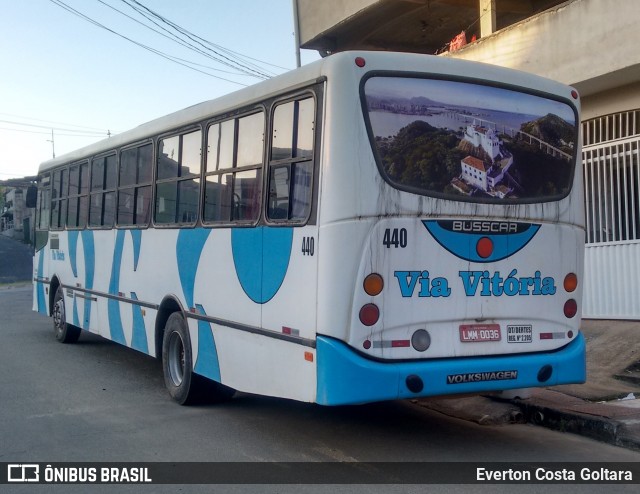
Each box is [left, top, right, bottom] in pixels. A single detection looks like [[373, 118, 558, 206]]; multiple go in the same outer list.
[[34, 173, 51, 251], [203, 111, 264, 225], [155, 130, 202, 226], [118, 143, 152, 227], [267, 96, 314, 223], [89, 154, 117, 228], [51, 167, 68, 230], [66, 162, 89, 229]]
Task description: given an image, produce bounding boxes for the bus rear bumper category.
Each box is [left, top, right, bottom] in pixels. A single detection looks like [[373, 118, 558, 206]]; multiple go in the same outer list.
[[315, 333, 586, 405]]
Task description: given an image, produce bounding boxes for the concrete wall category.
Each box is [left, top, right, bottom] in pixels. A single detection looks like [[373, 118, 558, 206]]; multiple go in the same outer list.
[[581, 81, 640, 121], [298, 0, 640, 120], [446, 0, 640, 118], [297, 0, 378, 48]]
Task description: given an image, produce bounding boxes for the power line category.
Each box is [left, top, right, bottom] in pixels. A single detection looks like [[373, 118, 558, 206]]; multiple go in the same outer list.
[[0, 119, 109, 137], [94, 0, 262, 78], [0, 112, 116, 133], [127, 0, 290, 73], [119, 0, 275, 79], [48, 0, 249, 86], [0, 126, 108, 138]]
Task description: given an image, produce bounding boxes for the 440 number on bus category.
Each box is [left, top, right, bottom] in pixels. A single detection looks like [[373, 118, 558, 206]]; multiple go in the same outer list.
[[459, 324, 501, 342]]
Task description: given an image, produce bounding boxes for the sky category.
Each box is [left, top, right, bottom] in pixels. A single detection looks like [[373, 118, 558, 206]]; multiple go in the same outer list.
[[0, 0, 319, 179]]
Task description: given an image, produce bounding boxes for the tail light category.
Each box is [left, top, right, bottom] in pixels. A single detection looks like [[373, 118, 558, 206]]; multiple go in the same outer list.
[[564, 273, 578, 292], [363, 273, 384, 296], [564, 299, 577, 318], [359, 304, 379, 326]]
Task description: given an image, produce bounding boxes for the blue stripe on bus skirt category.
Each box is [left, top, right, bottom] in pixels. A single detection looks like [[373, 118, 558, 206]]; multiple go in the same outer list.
[[130, 229, 142, 271], [73, 296, 80, 327], [82, 231, 96, 329], [193, 304, 221, 382], [68, 231, 81, 325], [36, 249, 46, 314], [175, 230, 221, 382], [107, 230, 127, 345], [130, 292, 148, 353], [231, 227, 293, 304], [176, 228, 211, 309], [68, 230, 79, 277], [67, 230, 95, 330]]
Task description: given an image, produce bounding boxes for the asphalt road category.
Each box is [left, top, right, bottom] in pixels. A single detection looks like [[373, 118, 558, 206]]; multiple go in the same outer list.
[[1, 286, 639, 494]]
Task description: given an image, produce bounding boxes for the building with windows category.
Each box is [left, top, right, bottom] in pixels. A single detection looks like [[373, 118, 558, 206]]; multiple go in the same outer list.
[[1, 184, 35, 243], [296, 0, 640, 319]]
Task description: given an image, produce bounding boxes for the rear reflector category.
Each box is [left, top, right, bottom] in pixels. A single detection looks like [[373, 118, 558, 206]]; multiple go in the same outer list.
[[391, 340, 410, 348], [359, 303, 379, 326], [476, 237, 493, 259], [564, 299, 578, 318], [540, 332, 566, 340]]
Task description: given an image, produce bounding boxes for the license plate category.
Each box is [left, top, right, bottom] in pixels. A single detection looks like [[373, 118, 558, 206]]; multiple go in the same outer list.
[[459, 324, 501, 342]]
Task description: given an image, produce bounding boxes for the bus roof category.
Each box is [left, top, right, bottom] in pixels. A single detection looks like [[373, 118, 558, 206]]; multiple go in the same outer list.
[[37, 51, 577, 174], [37, 56, 327, 174]]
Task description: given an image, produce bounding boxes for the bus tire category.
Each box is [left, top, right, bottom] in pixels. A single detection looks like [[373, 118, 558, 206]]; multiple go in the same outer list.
[[162, 312, 235, 405], [52, 286, 81, 343]]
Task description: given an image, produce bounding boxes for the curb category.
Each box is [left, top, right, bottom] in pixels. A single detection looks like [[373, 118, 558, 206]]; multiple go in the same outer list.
[[510, 396, 640, 452], [417, 391, 640, 453]]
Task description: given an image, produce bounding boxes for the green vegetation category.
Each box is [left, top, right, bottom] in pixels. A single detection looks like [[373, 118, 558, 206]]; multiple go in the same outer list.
[[376, 121, 465, 193], [520, 113, 575, 153], [374, 117, 574, 199], [508, 139, 573, 197]]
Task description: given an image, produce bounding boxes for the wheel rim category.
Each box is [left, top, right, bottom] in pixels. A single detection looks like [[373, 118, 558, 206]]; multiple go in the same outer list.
[[53, 297, 65, 335], [168, 331, 186, 387]]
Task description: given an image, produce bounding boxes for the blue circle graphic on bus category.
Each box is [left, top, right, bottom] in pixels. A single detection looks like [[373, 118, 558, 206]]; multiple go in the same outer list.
[[231, 227, 293, 304]]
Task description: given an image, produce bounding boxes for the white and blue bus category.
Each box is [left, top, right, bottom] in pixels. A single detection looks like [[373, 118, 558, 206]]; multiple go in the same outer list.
[[32, 51, 585, 405]]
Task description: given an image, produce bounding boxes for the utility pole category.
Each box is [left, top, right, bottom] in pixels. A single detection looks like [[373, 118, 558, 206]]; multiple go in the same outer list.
[[47, 129, 55, 159], [292, 0, 301, 68], [480, 0, 497, 38]]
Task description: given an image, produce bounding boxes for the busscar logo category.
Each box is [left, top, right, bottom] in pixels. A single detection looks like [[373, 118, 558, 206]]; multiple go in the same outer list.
[[8, 464, 39, 482], [437, 220, 535, 235], [451, 220, 519, 234], [447, 370, 518, 384]]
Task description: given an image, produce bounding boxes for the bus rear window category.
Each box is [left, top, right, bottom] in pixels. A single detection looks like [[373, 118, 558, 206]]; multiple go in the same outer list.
[[363, 76, 578, 203]]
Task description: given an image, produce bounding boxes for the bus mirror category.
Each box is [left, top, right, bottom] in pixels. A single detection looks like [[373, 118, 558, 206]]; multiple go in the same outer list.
[[26, 185, 37, 208]]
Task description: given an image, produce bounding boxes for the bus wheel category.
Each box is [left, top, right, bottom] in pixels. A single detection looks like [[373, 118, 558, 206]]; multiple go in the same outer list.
[[52, 287, 81, 343], [162, 312, 235, 405]]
